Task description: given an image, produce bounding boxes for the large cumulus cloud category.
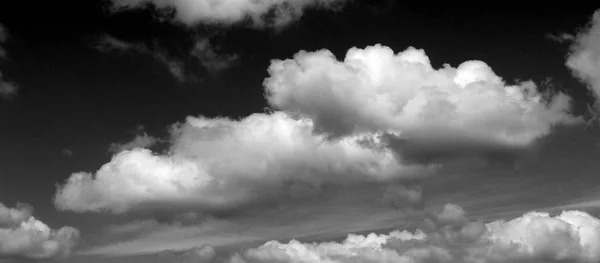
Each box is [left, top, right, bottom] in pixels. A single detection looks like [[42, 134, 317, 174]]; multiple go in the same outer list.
[[0, 202, 80, 260], [55, 44, 578, 215], [231, 204, 600, 263], [265, 45, 579, 163], [567, 10, 600, 104], [54, 112, 427, 214], [108, 0, 349, 29]]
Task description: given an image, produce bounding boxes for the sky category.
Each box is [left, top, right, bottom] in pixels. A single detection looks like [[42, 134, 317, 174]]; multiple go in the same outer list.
[[1, 1, 600, 263]]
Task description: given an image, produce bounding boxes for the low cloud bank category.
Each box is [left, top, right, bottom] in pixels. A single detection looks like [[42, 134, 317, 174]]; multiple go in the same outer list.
[[232, 203, 600, 263]]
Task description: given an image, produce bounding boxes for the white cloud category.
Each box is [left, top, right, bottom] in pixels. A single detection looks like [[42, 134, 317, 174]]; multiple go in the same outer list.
[[566, 10, 600, 103], [233, 204, 600, 263], [0, 202, 80, 260], [265, 44, 580, 162], [56, 44, 580, 215], [109, 0, 348, 29], [55, 111, 432, 214], [108, 133, 159, 154]]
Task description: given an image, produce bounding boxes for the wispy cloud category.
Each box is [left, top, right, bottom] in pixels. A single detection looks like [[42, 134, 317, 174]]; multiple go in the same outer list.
[[94, 34, 190, 81], [94, 34, 238, 81], [190, 37, 239, 75], [0, 24, 19, 99]]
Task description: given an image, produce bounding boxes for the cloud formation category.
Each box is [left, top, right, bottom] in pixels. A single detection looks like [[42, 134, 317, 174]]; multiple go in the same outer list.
[[232, 203, 600, 263], [567, 10, 600, 103], [0, 202, 80, 260], [0, 24, 19, 99], [55, 111, 426, 214], [94, 34, 238, 81], [108, 0, 349, 29], [265, 45, 579, 163], [56, 44, 578, 216]]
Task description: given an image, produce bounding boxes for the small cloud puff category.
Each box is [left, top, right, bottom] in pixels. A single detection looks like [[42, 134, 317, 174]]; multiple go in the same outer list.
[[0, 202, 80, 260], [231, 204, 600, 263], [108, 0, 349, 29]]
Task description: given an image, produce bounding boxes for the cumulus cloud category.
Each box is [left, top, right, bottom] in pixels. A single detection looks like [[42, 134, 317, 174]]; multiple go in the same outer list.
[[108, 0, 349, 29], [56, 44, 579, 216], [232, 203, 600, 263], [55, 111, 431, 214], [566, 10, 600, 103], [265, 44, 579, 163], [0, 202, 80, 260], [0, 24, 19, 99]]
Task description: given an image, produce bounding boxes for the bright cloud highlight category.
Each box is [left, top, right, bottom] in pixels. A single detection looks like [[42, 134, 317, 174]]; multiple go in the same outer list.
[[109, 0, 349, 29]]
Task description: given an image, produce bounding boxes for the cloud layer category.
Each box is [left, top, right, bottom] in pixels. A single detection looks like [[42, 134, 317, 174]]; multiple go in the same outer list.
[[0, 202, 80, 260], [232, 203, 600, 263], [109, 0, 349, 29], [55, 44, 577, 215], [567, 10, 600, 103]]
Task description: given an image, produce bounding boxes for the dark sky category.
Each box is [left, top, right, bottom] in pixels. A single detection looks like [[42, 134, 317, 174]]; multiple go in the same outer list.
[[1, 1, 600, 263]]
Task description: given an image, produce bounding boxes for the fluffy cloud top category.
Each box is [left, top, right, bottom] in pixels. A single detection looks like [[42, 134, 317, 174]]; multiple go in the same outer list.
[[265, 45, 578, 158], [232, 204, 600, 263], [109, 0, 348, 29], [567, 10, 600, 102], [0, 202, 80, 260], [54, 112, 424, 214]]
